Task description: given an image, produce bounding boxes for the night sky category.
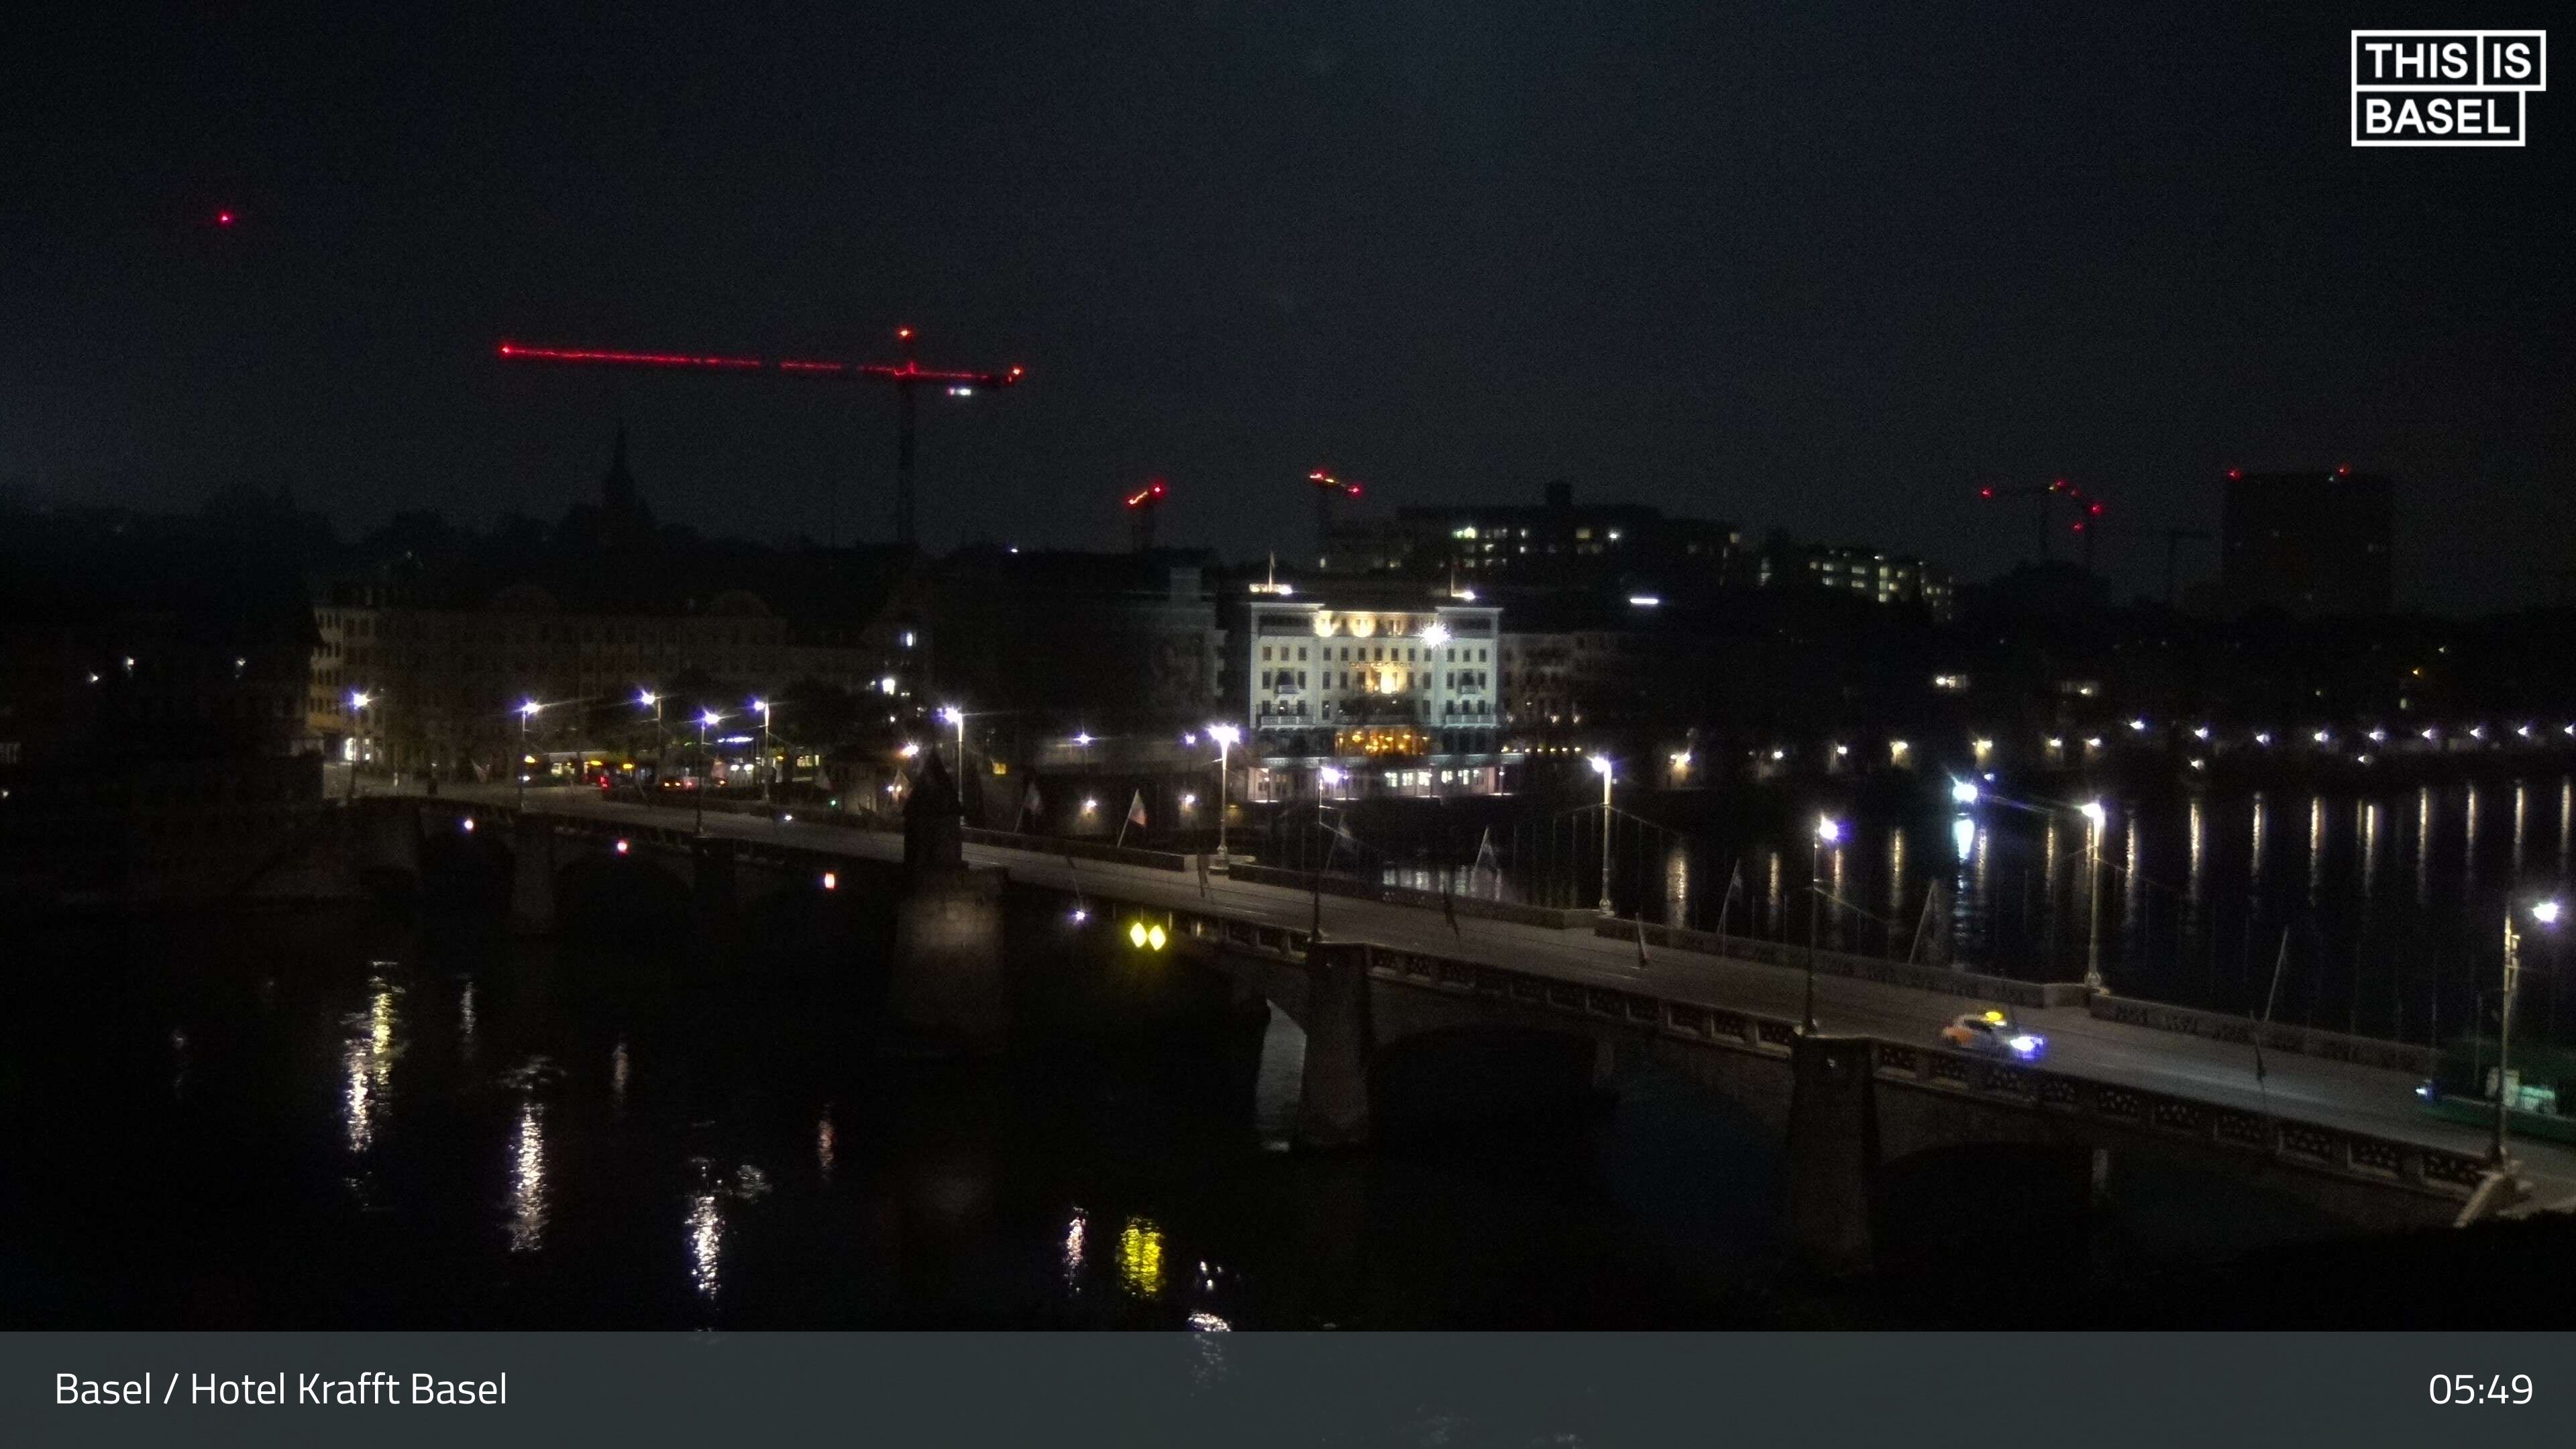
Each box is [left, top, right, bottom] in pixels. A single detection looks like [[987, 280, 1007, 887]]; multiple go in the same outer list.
[[4, 3, 2568, 610]]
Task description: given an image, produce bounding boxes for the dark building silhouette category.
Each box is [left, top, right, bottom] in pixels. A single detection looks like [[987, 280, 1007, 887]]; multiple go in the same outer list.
[[2220, 468, 2394, 616]]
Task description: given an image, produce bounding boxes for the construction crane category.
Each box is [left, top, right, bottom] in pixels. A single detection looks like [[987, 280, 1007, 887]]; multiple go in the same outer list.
[[1306, 469, 1363, 564], [2163, 527, 2213, 606], [1976, 477, 2096, 565], [1125, 478, 1169, 551], [496, 328, 1025, 551]]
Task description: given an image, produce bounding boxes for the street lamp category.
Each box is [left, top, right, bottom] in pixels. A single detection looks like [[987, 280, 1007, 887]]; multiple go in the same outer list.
[[2495, 897, 2562, 1165], [2080, 799, 2108, 993], [517, 700, 541, 811], [347, 690, 372, 806], [1949, 777, 1979, 805], [753, 698, 774, 803], [1807, 814, 1841, 1032], [639, 690, 664, 803], [696, 710, 722, 834], [939, 706, 967, 824], [1208, 723, 1240, 869], [1589, 755, 1615, 914]]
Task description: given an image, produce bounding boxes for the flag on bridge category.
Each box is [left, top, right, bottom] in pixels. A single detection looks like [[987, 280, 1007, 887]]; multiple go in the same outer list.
[[1021, 778, 1043, 822], [1126, 790, 1148, 828], [1635, 914, 1652, 971], [1441, 867, 1461, 937]]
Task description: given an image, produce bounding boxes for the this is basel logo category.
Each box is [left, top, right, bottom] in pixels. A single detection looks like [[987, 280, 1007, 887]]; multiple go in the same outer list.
[[2351, 31, 2547, 146]]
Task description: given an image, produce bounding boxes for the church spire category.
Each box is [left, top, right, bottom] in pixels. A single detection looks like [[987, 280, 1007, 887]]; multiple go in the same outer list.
[[602, 419, 637, 512]]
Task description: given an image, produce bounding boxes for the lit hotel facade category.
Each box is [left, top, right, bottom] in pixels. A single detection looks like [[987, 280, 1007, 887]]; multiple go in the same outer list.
[[1236, 588, 1514, 800]]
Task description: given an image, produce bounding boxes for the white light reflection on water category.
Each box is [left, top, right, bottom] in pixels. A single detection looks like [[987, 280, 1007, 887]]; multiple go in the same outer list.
[[610, 1037, 630, 1114], [687, 1190, 722, 1299], [506, 1100, 547, 1252], [458, 979, 479, 1063], [816, 1108, 836, 1183], [680, 1162, 773, 1303], [1063, 1208, 1087, 1291]]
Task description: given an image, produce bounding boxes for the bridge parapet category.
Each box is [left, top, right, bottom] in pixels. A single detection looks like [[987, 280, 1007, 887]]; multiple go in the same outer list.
[[1144, 918, 2490, 1205]]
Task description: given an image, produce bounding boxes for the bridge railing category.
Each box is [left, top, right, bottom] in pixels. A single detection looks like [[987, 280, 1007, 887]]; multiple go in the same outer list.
[[962, 827, 1193, 873], [1607, 917, 2094, 1009], [1158, 918, 2486, 1203], [1224, 863, 1599, 930], [2086, 994, 2435, 1077]]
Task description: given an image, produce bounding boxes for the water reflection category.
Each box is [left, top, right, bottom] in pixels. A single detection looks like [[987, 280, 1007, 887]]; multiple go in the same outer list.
[[458, 979, 478, 1063], [1663, 843, 1690, 928], [816, 1108, 836, 1183], [610, 1037, 631, 1114], [1063, 1208, 1088, 1290], [506, 1100, 547, 1253], [686, 1187, 722, 1299], [1118, 1216, 1167, 1299], [341, 976, 398, 1155]]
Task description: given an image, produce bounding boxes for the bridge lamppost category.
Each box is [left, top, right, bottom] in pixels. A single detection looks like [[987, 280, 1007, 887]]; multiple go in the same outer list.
[[2496, 897, 2562, 1166], [1589, 755, 1615, 915], [2080, 799, 2108, 993], [753, 698, 774, 804], [694, 710, 724, 834], [347, 690, 372, 806], [1208, 723, 1240, 871], [638, 690, 664, 804], [516, 701, 542, 812], [1807, 814, 1841, 1033]]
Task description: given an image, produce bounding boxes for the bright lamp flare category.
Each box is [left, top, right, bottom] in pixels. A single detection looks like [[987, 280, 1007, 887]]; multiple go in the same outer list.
[[1815, 816, 1841, 843], [2535, 901, 2563, 926]]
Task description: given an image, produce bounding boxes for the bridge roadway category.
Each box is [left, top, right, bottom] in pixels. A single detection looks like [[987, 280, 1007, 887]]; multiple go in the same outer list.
[[419, 784, 2576, 1200]]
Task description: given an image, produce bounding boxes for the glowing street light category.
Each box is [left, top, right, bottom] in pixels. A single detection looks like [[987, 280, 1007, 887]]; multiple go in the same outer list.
[[936, 705, 968, 822], [1589, 755, 1615, 914], [1805, 814, 1842, 1032], [346, 690, 374, 806], [1208, 723, 1241, 869], [2080, 800, 2107, 992], [1950, 778, 1980, 805], [639, 690, 666, 801], [753, 699, 775, 802], [2496, 897, 2565, 1165], [695, 710, 722, 834], [517, 700, 543, 810]]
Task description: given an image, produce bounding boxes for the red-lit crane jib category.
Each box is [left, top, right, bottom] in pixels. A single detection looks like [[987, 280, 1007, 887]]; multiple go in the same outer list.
[[1307, 470, 1362, 498], [1125, 480, 1168, 509], [496, 342, 1026, 389]]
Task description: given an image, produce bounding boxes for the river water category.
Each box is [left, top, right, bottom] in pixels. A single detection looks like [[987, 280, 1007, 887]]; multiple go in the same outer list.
[[1375, 774, 2576, 1053], [0, 904, 1809, 1330]]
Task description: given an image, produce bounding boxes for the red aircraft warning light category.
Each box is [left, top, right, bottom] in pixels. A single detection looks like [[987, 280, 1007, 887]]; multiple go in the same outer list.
[[1126, 479, 1169, 551], [496, 327, 1024, 550], [1306, 470, 1364, 560]]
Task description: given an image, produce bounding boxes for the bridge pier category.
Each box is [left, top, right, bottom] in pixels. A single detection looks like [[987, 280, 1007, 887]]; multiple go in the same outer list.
[[889, 755, 1010, 1056], [692, 835, 739, 922], [1784, 1032, 1878, 1276], [508, 817, 557, 936], [1297, 941, 1376, 1148], [360, 801, 423, 881]]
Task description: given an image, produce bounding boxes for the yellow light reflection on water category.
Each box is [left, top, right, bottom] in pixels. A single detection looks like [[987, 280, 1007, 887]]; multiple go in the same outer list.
[[341, 977, 398, 1155], [1118, 1216, 1166, 1299]]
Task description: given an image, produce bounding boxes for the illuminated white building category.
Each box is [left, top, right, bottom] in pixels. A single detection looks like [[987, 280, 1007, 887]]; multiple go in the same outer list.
[[1236, 591, 1509, 799]]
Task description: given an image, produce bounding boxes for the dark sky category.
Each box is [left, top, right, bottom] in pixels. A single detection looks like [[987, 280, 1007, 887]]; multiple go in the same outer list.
[[4, 3, 2569, 610]]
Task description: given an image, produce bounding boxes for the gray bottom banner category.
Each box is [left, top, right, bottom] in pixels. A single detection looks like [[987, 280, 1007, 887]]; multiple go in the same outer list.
[[12, 1331, 2576, 1446]]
